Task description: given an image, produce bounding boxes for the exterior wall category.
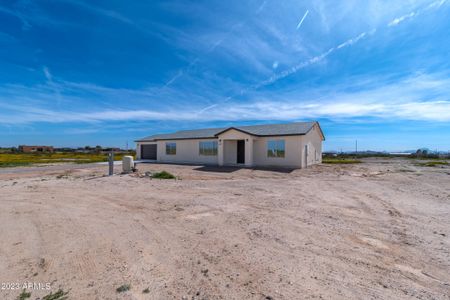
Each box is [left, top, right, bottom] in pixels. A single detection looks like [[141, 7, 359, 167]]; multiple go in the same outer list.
[[299, 123, 323, 167], [246, 137, 254, 167], [156, 139, 219, 165], [253, 135, 303, 168], [223, 140, 237, 165]]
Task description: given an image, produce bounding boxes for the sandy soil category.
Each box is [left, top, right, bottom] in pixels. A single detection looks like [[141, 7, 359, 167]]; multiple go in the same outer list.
[[0, 158, 449, 300]]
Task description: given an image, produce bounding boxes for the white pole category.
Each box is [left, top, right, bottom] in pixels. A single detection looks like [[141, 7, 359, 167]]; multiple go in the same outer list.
[[108, 151, 114, 176], [304, 145, 308, 169]]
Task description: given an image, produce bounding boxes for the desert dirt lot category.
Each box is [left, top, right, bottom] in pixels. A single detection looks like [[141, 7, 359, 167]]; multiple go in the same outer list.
[[0, 158, 449, 300]]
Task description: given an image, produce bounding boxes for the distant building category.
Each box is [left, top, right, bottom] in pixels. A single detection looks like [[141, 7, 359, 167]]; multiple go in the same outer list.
[[18, 145, 54, 153], [102, 147, 121, 153]]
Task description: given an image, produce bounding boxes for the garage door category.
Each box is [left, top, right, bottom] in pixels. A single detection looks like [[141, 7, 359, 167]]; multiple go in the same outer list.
[[141, 144, 157, 160]]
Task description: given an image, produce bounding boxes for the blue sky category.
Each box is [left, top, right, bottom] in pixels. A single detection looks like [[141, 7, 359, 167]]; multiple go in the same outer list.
[[1, 0, 450, 151]]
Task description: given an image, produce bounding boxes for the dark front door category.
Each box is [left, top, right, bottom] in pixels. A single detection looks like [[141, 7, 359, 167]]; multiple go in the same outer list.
[[237, 140, 245, 164], [141, 144, 157, 160]]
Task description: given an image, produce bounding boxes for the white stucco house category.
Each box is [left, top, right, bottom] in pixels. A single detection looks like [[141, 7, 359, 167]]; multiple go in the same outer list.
[[135, 121, 325, 168]]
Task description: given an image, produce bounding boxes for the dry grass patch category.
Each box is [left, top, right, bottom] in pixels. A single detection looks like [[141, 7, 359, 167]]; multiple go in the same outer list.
[[416, 161, 448, 167], [0, 152, 134, 168], [322, 158, 362, 164]]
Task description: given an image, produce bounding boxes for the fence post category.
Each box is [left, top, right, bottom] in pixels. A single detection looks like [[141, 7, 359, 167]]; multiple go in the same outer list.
[[108, 151, 114, 176], [304, 145, 308, 169]]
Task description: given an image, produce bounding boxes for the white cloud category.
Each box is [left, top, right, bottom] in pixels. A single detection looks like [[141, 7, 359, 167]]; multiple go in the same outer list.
[[43, 66, 52, 82], [2, 99, 449, 124], [1, 1, 449, 126], [1, 73, 450, 124], [198, 0, 447, 113], [336, 31, 368, 49], [426, 0, 448, 10], [388, 12, 416, 27], [387, 0, 448, 27]]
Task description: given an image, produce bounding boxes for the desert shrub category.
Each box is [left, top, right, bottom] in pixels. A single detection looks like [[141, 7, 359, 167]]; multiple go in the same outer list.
[[152, 171, 176, 179], [17, 290, 31, 300], [42, 289, 69, 300], [116, 284, 131, 293]]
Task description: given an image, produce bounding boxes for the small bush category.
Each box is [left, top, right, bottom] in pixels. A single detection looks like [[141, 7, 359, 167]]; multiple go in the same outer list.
[[152, 171, 176, 179], [42, 289, 69, 300], [116, 284, 131, 293], [17, 290, 31, 300], [143, 287, 150, 293]]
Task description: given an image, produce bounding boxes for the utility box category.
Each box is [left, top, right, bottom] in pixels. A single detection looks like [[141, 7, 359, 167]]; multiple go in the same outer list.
[[122, 156, 134, 173]]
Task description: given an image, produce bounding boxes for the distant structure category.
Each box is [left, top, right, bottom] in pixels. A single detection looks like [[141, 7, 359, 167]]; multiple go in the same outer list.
[[415, 148, 429, 157], [18, 145, 54, 153]]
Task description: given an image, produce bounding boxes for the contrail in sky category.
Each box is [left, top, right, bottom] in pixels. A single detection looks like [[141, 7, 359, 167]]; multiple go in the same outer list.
[[163, 1, 270, 89], [198, 0, 448, 114], [296, 10, 309, 30]]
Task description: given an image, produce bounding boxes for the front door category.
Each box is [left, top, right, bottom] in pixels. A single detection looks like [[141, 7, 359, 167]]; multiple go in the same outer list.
[[237, 140, 245, 164]]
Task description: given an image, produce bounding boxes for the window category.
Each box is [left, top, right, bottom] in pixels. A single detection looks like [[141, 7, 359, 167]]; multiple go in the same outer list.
[[165, 142, 176, 155], [199, 141, 218, 156], [267, 140, 285, 158]]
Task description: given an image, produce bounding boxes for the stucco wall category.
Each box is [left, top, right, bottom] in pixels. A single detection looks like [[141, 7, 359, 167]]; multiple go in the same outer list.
[[223, 140, 237, 164], [299, 123, 323, 167], [156, 139, 219, 164], [253, 135, 303, 168]]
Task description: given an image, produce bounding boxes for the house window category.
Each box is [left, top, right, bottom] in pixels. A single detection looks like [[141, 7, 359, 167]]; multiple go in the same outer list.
[[165, 142, 176, 155], [199, 141, 218, 156], [267, 140, 285, 158]]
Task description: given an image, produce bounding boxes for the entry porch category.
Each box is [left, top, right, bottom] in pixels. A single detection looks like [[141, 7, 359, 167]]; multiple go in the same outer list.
[[217, 129, 255, 167]]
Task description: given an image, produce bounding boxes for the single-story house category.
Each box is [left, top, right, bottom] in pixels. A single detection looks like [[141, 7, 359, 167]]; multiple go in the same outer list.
[[135, 121, 325, 168], [18, 145, 54, 153]]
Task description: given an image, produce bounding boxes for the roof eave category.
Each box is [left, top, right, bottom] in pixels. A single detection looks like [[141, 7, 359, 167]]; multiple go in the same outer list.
[[214, 127, 258, 137], [309, 121, 325, 141], [134, 139, 155, 143], [136, 136, 217, 142]]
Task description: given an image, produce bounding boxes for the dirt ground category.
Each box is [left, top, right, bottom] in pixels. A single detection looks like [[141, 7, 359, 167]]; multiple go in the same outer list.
[[0, 158, 449, 300]]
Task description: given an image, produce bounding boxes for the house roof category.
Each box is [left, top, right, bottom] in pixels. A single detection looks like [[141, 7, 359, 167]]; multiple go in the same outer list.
[[136, 121, 324, 142]]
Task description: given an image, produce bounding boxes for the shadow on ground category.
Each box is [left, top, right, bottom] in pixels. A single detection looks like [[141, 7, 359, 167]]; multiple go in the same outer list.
[[194, 165, 296, 173]]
